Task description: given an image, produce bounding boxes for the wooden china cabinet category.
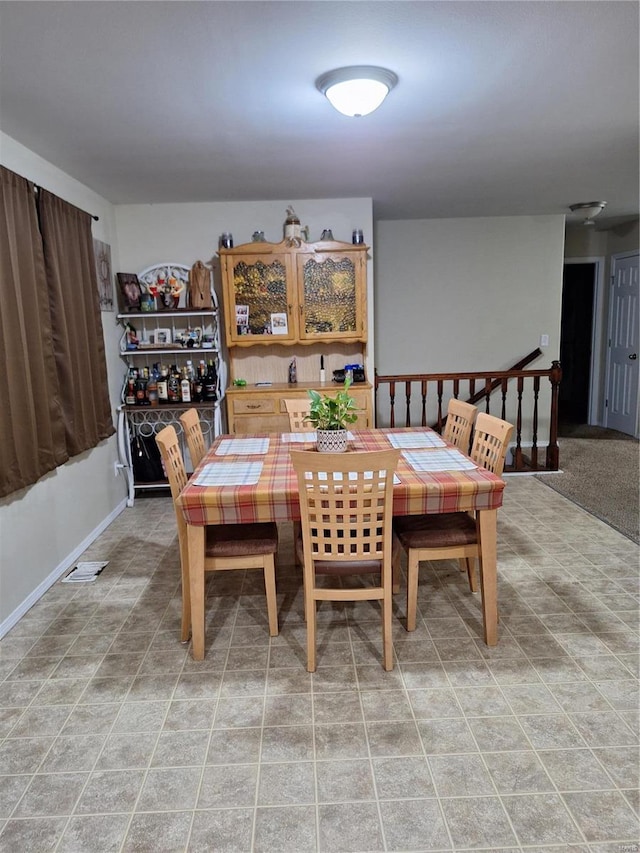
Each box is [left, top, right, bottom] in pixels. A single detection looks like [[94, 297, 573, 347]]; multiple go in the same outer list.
[[218, 238, 372, 433]]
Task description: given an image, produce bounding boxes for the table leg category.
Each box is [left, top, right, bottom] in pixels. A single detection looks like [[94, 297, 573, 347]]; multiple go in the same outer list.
[[186, 523, 206, 660], [478, 509, 498, 646]]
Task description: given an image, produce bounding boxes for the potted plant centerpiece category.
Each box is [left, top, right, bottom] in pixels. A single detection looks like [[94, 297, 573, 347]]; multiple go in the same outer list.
[[306, 377, 359, 452]]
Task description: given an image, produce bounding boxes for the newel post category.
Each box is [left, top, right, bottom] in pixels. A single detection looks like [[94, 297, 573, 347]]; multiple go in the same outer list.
[[546, 360, 562, 470]]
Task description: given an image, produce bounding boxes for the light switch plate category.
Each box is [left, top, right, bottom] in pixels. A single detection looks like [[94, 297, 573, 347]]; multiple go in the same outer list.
[[540, 334, 549, 346]]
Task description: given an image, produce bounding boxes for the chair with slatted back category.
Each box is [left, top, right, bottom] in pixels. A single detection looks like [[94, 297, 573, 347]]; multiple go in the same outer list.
[[442, 399, 478, 580], [290, 448, 400, 671], [284, 399, 314, 565], [179, 408, 207, 470], [442, 399, 477, 454], [155, 425, 279, 644], [393, 412, 514, 631], [284, 398, 313, 432]]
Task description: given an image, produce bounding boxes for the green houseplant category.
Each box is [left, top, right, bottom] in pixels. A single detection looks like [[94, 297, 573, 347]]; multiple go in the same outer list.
[[306, 377, 359, 452]]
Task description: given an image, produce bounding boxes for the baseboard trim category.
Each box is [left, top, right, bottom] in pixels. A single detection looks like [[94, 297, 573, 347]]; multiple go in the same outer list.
[[0, 499, 127, 639]]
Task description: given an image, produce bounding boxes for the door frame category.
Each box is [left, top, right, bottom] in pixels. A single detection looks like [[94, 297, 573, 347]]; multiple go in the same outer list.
[[562, 256, 606, 425], [605, 250, 640, 437]]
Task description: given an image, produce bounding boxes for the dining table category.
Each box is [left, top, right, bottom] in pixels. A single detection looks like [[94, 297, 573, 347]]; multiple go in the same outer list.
[[176, 427, 506, 660]]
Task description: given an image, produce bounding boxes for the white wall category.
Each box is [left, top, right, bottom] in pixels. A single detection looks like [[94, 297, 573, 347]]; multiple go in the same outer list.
[[373, 215, 566, 433], [0, 133, 125, 630]]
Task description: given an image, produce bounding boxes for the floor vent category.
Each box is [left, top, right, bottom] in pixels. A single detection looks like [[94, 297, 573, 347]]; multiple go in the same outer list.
[[62, 561, 108, 583]]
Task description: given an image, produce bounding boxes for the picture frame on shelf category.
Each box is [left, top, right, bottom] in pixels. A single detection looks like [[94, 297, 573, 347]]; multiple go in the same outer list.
[[153, 328, 172, 346], [116, 272, 142, 311]]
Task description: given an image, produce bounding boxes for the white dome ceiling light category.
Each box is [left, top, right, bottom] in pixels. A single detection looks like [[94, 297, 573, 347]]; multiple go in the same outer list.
[[569, 201, 608, 226], [316, 66, 398, 117]]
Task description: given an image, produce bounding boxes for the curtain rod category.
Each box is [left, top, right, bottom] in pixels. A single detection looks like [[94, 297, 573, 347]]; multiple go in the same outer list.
[[33, 184, 99, 221]]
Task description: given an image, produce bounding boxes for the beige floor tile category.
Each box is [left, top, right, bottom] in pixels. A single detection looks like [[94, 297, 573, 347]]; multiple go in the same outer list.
[[0, 478, 637, 852]]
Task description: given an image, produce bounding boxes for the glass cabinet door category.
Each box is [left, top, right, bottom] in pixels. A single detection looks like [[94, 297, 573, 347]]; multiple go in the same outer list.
[[224, 252, 296, 344], [297, 251, 366, 341]]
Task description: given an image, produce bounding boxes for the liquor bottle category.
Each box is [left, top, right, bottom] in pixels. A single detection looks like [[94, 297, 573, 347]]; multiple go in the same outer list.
[[167, 365, 180, 403], [180, 367, 192, 403], [125, 368, 137, 406], [157, 365, 169, 403], [135, 367, 149, 406], [192, 361, 203, 403], [203, 359, 218, 401], [147, 364, 159, 407]]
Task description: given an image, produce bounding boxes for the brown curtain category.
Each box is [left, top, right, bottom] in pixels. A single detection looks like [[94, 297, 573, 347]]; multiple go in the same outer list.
[[0, 167, 115, 498], [37, 189, 114, 456], [0, 167, 68, 497]]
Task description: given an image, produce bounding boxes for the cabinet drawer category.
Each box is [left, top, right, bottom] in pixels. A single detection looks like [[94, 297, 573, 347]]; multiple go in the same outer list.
[[233, 414, 289, 434], [232, 398, 276, 415]]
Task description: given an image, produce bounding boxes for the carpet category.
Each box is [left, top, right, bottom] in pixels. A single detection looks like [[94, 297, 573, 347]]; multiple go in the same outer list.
[[536, 433, 639, 543]]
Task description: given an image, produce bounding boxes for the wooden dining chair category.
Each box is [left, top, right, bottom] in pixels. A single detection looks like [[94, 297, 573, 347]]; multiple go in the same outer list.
[[393, 412, 514, 631], [284, 398, 313, 431], [290, 448, 400, 671], [442, 399, 477, 453], [179, 408, 207, 470], [155, 425, 279, 643]]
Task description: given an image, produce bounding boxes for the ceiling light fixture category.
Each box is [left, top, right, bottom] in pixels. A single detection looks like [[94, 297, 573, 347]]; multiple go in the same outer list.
[[568, 201, 607, 226], [316, 65, 398, 117]]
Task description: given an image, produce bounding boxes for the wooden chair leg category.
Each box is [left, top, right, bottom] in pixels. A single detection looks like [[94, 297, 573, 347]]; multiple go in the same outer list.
[[406, 551, 420, 632], [457, 557, 467, 574], [178, 541, 191, 643], [306, 587, 317, 672], [263, 555, 279, 637], [466, 557, 478, 593], [392, 539, 402, 594], [382, 587, 393, 671], [293, 521, 302, 566]]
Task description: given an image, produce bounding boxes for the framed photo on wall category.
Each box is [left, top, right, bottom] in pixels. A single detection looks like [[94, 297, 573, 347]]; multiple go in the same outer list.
[[94, 239, 114, 311]]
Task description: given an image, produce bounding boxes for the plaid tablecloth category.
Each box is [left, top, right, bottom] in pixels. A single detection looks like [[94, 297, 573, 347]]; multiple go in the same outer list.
[[178, 428, 505, 527]]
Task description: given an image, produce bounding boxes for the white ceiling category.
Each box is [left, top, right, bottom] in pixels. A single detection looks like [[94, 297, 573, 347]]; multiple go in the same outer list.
[[1, 1, 638, 224]]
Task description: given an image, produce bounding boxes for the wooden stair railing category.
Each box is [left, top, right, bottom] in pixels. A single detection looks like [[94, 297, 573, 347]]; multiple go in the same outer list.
[[374, 356, 562, 473]]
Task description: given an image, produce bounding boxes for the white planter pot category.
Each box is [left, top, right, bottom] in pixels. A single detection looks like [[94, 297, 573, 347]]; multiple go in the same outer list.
[[316, 429, 348, 453]]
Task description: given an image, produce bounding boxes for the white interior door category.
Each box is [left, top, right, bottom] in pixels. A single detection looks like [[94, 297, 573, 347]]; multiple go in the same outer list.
[[605, 252, 639, 435]]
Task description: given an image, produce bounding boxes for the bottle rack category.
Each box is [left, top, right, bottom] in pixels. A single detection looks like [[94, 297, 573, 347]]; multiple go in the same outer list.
[[116, 263, 228, 505]]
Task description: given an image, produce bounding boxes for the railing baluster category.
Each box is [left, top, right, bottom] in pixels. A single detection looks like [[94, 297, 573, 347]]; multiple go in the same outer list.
[[453, 378, 459, 399], [404, 380, 412, 427], [501, 378, 508, 420], [421, 380, 427, 427], [515, 376, 524, 469], [531, 375, 540, 469], [484, 377, 492, 413], [436, 380, 444, 432], [389, 380, 396, 428], [546, 360, 562, 470]]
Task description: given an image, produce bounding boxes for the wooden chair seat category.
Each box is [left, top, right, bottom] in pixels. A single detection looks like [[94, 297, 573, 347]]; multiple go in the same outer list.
[[394, 512, 477, 549], [207, 522, 278, 557]]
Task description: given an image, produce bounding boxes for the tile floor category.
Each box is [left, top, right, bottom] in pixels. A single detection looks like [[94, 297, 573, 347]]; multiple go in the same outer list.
[[0, 476, 639, 852]]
